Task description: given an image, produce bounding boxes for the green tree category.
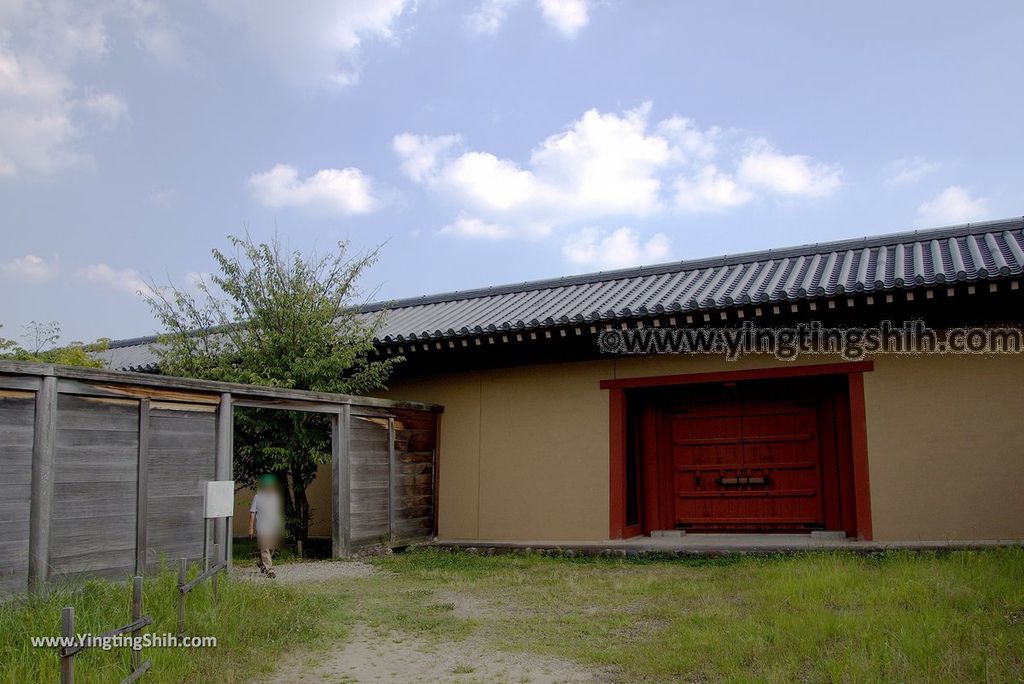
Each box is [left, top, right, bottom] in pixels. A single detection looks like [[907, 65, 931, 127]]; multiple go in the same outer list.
[[0, 321, 108, 367], [146, 234, 401, 542]]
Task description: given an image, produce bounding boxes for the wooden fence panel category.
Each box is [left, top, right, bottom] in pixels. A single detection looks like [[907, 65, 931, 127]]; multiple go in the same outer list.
[[50, 395, 138, 581], [391, 410, 438, 543], [0, 362, 442, 591], [348, 415, 390, 549], [145, 405, 216, 569], [0, 392, 35, 594]]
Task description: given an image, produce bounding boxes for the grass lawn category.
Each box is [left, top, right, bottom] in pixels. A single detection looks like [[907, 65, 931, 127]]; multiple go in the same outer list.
[[337, 548, 1024, 682], [3, 547, 1022, 682], [0, 563, 347, 684]]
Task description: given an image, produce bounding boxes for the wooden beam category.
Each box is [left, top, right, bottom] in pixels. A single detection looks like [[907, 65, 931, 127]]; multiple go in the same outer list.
[[0, 375, 41, 392], [599, 360, 875, 390], [331, 406, 351, 558], [28, 375, 57, 596], [135, 399, 150, 575], [57, 378, 219, 404], [0, 360, 443, 413]]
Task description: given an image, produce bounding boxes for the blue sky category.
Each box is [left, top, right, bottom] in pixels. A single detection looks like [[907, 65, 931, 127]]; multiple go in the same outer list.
[[1, 1, 1021, 344]]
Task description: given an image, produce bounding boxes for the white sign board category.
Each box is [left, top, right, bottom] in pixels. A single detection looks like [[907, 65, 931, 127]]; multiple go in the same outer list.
[[203, 480, 235, 518]]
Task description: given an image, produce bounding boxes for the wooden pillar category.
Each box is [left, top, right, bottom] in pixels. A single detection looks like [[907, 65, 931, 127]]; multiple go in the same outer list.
[[135, 399, 150, 575], [331, 406, 351, 558], [608, 388, 627, 540], [387, 416, 396, 543], [848, 373, 874, 541], [214, 393, 233, 569], [28, 374, 57, 597]]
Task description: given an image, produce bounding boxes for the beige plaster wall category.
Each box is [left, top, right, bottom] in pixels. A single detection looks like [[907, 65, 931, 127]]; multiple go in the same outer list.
[[379, 351, 1024, 543], [863, 354, 1024, 540]]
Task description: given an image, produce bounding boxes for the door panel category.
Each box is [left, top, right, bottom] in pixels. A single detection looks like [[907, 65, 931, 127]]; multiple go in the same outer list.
[[670, 394, 824, 530]]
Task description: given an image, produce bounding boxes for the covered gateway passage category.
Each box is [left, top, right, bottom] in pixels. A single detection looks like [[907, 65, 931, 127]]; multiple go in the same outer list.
[[0, 360, 442, 596], [606, 362, 873, 540]]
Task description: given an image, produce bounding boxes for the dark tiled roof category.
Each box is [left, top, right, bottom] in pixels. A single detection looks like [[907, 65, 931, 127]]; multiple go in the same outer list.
[[104, 217, 1024, 371]]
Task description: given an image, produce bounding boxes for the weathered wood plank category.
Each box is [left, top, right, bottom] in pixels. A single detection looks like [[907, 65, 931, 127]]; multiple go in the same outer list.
[[56, 395, 139, 430], [0, 449, 33, 485], [0, 394, 36, 416], [50, 514, 136, 560], [0, 520, 29, 552], [55, 428, 139, 449], [51, 481, 137, 517], [50, 547, 136, 579], [350, 490, 389, 512], [0, 375, 41, 392], [393, 517, 433, 539], [0, 489, 32, 521]]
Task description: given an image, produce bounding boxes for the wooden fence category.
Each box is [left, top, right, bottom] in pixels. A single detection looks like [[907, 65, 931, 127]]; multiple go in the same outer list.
[[0, 361, 443, 595]]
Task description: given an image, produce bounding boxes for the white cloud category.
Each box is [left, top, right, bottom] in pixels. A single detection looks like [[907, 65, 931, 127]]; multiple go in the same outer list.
[[78, 263, 152, 297], [205, 0, 410, 88], [393, 133, 461, 182], [563, 227, 670, 269], [396, 104, 679, 238], [527, 103, 670, 215], [396, 103, 840, 240], [440, 215, 513, 240], [0, 254, 58, 282], [130, 0, 188, 67], [657, 116, 719, 162], [77, 92, 128, 125], [0, 46, 89, 175], [248, 164, 379, 215], [538, 0, 590, 37], [467, 0, 591, 37], [674, 165, 753, 212], [916, 186, 990, 226], [736, 140, 842, 197], [0, 0, 180, 177], [467, 0, 520, 34], [884, 156, 940, 185], [440, 151, 545, 213]]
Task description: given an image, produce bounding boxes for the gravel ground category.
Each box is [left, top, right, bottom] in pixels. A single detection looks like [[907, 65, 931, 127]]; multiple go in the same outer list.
[[263, 624, 612, 684], [236, 559, 609, 682], [233, 559, 379, 584]]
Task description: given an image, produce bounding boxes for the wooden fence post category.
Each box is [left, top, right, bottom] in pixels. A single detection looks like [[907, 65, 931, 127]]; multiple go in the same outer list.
[[60, 606, 74, 684], [215, 393, 233, 571], [29, 374, 57, 597], [177, 558, 187, 637], [331, 406, 351, 558], [387, 416, 396, 542], [135, 400, 150, 576], [130, 576, 143, 672], [211, 544, 219, 600]]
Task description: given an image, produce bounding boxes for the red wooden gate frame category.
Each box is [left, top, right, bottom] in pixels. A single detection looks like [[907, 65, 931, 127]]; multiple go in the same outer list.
[[601, 361, 874, 541]]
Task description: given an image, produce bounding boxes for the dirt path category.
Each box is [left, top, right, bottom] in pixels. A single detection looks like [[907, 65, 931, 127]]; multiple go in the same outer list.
[[249, 560, 612, 683], [263, 624, 608, 683], [233, 559, 379, 583]]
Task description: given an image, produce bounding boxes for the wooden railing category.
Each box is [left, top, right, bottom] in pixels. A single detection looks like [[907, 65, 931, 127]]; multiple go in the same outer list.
[[59, 576, 152, 684], [176, 546, 227, 637]]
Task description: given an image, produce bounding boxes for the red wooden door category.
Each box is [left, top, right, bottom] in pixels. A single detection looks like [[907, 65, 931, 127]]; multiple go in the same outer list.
[[670, 393, 825, 530]]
